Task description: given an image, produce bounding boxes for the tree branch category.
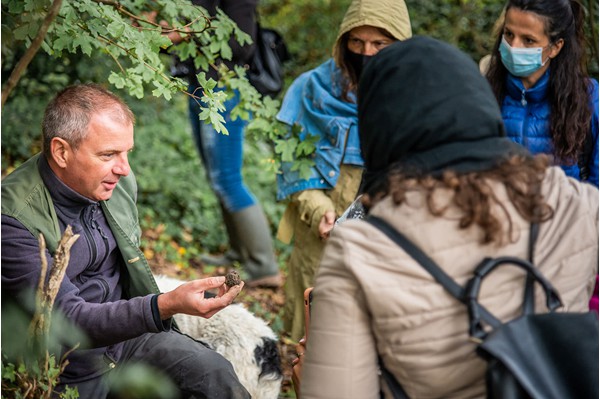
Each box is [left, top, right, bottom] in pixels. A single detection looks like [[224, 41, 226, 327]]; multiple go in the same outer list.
[[92, 0, 211, 35], [28, 226, 79, 340], [1, 0, 63, 108]]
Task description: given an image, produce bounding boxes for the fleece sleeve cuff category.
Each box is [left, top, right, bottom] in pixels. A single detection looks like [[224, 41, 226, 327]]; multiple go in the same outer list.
[[151, 294, 173, 332]]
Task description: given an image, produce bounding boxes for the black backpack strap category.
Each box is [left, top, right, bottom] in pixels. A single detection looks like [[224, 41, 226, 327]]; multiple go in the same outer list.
[[523, 223, 539, 314], [379, 356, 409, 399], [528, 223, 539, 262], [366, 216, 502, 328]]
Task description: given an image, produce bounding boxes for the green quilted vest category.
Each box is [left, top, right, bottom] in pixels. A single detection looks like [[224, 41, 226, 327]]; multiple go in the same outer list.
[[1, 154, 159, 297]]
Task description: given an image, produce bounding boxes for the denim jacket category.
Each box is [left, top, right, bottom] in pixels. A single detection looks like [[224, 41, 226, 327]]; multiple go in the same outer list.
[[276, 59, 364, 200]]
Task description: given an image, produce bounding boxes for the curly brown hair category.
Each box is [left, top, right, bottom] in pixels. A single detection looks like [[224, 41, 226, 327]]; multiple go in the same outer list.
[[486, 0, 591, 165], [363, 155, 554, 245]]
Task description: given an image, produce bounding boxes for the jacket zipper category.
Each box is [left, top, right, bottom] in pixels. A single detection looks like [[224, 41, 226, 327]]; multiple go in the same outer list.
[[88, 206, 111, 302], [81, 209, 97, 271], [520, 89, 529, 149]]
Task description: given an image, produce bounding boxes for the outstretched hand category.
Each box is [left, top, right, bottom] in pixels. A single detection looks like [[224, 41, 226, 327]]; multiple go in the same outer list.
[[157, 276, 244, 320]]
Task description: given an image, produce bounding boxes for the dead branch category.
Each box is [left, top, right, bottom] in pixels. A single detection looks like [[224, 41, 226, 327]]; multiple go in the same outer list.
[[28, 226, 79, 340], [44, 226, 79, 312]]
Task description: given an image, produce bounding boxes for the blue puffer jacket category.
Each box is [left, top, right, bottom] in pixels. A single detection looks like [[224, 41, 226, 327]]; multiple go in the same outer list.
[[502, 70, 599, 186]]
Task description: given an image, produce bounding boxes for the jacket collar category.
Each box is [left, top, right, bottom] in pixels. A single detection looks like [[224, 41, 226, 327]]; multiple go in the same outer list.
[[505, 69, 549, 103], [38, 155, 97, 220]]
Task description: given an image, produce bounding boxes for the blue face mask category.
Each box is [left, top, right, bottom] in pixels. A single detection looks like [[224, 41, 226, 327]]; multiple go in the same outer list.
[[499, 36, 549, 77]]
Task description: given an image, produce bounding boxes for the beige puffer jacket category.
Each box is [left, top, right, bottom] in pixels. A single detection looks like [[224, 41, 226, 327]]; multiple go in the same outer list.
[[301, 167, 598, 399]]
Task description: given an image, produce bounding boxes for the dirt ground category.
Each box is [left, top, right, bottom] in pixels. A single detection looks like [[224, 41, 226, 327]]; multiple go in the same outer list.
[[148, 255, 298, 398]]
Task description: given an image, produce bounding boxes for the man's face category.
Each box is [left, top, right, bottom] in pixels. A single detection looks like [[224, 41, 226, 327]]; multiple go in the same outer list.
[[59, 112, 134, 201]]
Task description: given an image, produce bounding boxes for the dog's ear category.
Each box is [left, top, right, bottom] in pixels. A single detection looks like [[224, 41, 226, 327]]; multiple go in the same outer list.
[[254, 337, 282, 378]]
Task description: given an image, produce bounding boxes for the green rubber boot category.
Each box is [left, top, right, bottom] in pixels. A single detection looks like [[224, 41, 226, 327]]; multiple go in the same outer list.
[[228, 204, 281, 288], [199, 203, 243, 266]]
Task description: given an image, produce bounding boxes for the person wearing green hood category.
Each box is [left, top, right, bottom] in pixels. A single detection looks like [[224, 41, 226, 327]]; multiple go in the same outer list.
[[275, 0, 412, 342]]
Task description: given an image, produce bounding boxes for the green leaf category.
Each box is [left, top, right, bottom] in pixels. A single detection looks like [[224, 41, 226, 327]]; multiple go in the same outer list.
[[53, 34, 72, 52], [208, 109, 225, 130], [204, 79, 217, 91], [214, 22, 230, 40], [175, 41, 196, 60], [209, 40, 220, 53], [152, 81, 173, 101], [297, 159, 317, 180], [296, 139, 316, 157], [131, 85, 145, 99], [13, 22, 33, 40], [7, 0, 25, 13], [198, 107, 211, 121], [108, 72, 126, 89], [247, 118, 272, 132], [233, 29, 252, 47], [73, 35, 93, 56], [2, 362, 16, 382], [275, 138, 298, 162], [220, 42, 232, 60], [106, 21, 125, 38]]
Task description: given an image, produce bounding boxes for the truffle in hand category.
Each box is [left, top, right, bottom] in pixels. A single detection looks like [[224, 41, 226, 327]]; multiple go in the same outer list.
[[225, 270, 241, 288]]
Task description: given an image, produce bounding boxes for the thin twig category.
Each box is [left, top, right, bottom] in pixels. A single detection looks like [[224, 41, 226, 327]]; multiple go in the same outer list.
[[1, 0, 63, 108], [92, 0, 211, 34], [106, 49, 126, 74]]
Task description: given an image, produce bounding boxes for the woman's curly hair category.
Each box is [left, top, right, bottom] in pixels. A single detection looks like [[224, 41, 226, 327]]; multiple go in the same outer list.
[[363, 155, 554, 245]]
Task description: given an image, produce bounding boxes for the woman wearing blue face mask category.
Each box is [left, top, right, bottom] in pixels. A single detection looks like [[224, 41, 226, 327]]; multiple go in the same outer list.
[[485, 0, 599, 187]]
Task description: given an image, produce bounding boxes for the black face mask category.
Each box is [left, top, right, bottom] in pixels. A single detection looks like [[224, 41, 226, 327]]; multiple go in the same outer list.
[[347, 51, 373, 81]]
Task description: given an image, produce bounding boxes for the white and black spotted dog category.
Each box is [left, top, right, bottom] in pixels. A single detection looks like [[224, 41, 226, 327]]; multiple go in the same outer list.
[[153, 274, 283, 399]]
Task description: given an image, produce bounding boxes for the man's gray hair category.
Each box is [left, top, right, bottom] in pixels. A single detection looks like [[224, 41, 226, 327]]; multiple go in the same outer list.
[[42, 84, 135, 157]]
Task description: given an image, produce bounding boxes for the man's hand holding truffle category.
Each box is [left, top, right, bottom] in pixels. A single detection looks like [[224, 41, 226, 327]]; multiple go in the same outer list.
[[157, 275, 244, 320]]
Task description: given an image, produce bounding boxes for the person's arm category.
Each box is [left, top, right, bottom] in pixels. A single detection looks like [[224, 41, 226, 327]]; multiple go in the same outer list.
[[292, 190, 336, 238], [1, 215, 163, 347], [2, 215, 242, 347], [301, 230, 381, 399]]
